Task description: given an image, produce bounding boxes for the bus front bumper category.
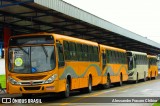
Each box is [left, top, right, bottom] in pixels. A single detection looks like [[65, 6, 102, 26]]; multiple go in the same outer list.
[[128, 76, 134, 81], [7, 80, 61, 94]]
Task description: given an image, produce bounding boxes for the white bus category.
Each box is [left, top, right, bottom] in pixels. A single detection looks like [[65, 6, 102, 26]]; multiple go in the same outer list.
[[127, 51, 148, 83]]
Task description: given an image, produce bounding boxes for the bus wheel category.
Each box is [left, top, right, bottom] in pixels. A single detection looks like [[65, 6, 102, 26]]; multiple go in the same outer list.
[[144, 72, 146, 82], [63, 79, 70, 98], [135, 73, 138, 83], [103, 74, 111, 89], [119, 74, 123, 86], [88, 76, 92, 93], [80, 76, 92, 93], [115, 74, 123, 86]]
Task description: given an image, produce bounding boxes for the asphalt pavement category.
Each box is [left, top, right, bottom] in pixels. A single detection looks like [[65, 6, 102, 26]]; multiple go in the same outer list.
[[1, 75, 160, 106]]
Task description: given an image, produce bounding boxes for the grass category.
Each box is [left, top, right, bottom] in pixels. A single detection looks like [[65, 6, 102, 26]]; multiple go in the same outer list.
[[153, 100, 160, 106]]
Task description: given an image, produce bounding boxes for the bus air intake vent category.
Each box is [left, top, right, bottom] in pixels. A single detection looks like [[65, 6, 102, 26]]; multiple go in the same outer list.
[[17, 75, 46, 80], [23, 87, 41, 90]]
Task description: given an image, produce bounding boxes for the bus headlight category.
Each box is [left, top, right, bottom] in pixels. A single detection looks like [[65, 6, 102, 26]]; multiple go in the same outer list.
[[128, 72, 134, 76], [44, 74, 57, 84], [8, 77, 20, 85]]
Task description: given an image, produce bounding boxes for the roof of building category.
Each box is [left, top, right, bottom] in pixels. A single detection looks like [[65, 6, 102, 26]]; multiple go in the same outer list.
[[0, 0, 160, 55]]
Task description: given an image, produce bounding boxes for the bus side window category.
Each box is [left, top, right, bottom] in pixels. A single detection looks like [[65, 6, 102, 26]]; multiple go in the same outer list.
[[102, 51, 106, 69], [63, 41, 70, 60], [108, 50, 111, 63], [76, 43, 81, 61], [57, 43, 65, 67], [93, 46, 98, 61]]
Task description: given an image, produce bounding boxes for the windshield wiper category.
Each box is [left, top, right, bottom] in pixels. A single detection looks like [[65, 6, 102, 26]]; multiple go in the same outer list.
[[41, 45, 48, 58], [18, 46, 29, 55]]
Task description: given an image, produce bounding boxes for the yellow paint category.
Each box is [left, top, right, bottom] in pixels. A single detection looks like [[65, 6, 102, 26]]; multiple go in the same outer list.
[[147, 55, 158, 78]]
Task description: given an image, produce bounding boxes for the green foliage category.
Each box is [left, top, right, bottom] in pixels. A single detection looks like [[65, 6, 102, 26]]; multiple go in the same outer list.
[[0, 75, 6, 89]]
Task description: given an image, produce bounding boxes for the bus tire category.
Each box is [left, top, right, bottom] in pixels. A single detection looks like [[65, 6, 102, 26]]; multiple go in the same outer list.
[[135, 73, 138, 83], [119, 74, 123, 86], [88, 76, 92, 93], [103, 74, 111, 89], [80, 76, 92, 93], [114, 74, 123, 86], [62, 79, 70, 98], [144, 72, 146, 82]]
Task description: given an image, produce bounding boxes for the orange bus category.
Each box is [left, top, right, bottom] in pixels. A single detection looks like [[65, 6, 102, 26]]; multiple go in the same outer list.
[[6, 33, 101, 97], [147, 55, 158, 80], [99, 45, 128, 88]]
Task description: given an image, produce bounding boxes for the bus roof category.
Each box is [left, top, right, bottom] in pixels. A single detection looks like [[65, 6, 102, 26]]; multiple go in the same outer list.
[[53, 33, 98, 46], [127, 51, 147, 56], [11, 33, 98, 46], [100, 44, 126, 52]]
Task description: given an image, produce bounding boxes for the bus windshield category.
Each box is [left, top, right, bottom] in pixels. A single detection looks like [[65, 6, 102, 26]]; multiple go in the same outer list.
[[8, 46, 55, 74], [127, 56, 133, 70], [8, 35, 56, 73]]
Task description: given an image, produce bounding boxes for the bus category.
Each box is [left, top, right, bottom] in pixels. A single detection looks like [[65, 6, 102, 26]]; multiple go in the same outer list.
[[6, 33, 158, 97], [99, 45, 128, 88], [147, 55, 158, 79], [6, 33, 101, 97], [127, 51, 148, 83]]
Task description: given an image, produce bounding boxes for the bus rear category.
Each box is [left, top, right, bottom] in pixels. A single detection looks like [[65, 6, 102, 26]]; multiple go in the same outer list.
[[147, 55, 158, 79]]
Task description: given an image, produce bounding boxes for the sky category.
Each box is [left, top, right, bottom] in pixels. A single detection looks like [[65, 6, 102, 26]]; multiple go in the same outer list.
[[63, 0, 160, 44]]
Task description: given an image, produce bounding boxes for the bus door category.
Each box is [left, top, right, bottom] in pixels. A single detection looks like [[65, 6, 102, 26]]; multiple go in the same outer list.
[[127, 56, 134, 71], [56, 41, 65, 80], [133, 55, 137, 72], [56, 41, 65, 65], [102, 50, 107, 70]]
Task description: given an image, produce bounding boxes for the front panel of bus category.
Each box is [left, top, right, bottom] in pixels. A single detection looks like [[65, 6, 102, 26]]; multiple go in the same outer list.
[[127, 52, 148, 81], [6, 35, 60, 94]]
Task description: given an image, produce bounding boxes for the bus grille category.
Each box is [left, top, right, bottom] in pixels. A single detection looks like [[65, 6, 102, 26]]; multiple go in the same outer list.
[[17, 75, 46, 80], [20, 80, 44, 85], [23, 87, 41, 90]]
